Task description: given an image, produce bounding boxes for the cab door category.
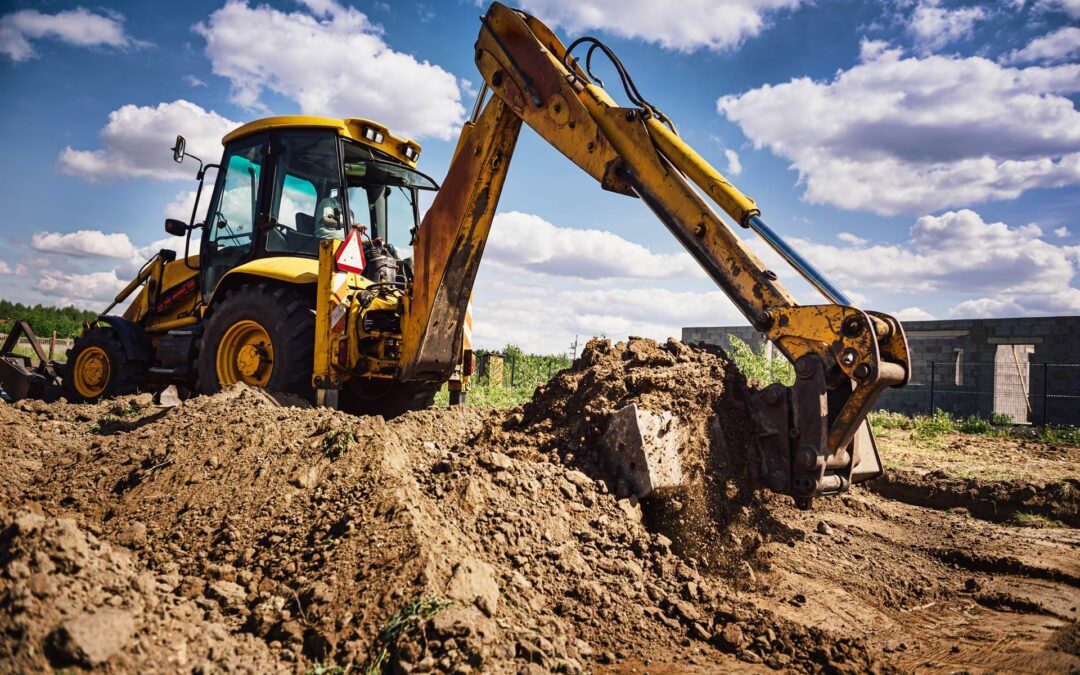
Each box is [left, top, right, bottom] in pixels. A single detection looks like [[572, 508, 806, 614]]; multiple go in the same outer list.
[[200, 133, 268, 299]]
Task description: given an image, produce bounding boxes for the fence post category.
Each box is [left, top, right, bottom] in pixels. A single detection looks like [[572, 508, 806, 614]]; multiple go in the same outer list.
[[48, 331, 56, 361], [510, 355, 516, 388], [929, 361, 936, 413], [1043, 362, 1049, 427]]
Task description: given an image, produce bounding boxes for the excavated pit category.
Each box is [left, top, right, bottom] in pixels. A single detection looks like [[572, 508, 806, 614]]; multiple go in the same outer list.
[[1, 337, 1077, 673]]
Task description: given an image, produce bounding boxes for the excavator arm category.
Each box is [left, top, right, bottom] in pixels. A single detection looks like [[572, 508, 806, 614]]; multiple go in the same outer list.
[[400, 2, 910, 505]]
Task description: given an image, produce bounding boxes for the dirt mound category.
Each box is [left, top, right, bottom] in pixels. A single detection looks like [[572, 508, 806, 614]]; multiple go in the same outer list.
[[0, 507, 278, 672], [3, 338, 1077, 672], [4, 346, 880, 672], [483, 337, 792, 572]]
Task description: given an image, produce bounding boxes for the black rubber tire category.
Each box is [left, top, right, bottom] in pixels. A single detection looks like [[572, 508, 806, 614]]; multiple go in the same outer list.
[[196, 283, 315, 398], [62, 327, 146, 403], [340, 377, 439, 419]]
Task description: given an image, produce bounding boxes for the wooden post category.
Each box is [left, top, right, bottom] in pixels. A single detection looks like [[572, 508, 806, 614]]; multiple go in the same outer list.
[[48, 331, 56, 361]]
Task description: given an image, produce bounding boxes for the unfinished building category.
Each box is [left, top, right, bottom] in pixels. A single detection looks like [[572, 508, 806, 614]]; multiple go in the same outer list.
[[683, 316, 1080, 426]]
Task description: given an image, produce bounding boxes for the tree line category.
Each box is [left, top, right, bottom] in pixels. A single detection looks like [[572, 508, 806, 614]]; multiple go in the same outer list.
[[0, 299, 97, 340]]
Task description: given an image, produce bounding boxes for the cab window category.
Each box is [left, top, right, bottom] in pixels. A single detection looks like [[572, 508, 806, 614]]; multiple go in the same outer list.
[[203, 138, 262, 295], [342, 140, 438, 262], [267, 131, 343, 255]]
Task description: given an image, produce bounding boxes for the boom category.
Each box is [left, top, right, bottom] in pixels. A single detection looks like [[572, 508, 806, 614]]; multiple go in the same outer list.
[[400, 2, 910, 505]]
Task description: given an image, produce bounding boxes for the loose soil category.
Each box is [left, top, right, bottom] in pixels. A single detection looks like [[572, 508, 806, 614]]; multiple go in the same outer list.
[[1, 337, 1077, 673]]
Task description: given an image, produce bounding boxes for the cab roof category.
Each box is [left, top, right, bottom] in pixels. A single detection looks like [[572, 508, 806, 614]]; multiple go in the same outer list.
[[221, 116, 422, 168]]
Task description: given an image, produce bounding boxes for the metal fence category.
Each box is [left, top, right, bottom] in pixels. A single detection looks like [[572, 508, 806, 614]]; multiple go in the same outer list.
[[876, 360, 1080, 427]]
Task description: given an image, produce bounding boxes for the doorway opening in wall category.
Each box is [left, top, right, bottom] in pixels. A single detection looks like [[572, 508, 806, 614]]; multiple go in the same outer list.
[[993, 344, 1035, 424]]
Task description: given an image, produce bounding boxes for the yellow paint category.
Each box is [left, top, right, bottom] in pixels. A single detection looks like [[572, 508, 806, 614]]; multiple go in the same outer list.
[[72, 346, 109, 398], [222, 115, 422, 168], [216, 319, 274, 387], [313, 239, 337, 390], [220, 256, 320, 286], [645, 118, 760, 226]]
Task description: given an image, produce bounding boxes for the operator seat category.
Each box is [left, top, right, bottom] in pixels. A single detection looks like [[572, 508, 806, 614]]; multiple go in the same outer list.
[[296, 212, 315, 236]]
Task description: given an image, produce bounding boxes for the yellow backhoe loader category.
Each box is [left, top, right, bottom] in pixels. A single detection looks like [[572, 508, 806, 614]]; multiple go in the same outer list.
[[2, 3, 908, 505]]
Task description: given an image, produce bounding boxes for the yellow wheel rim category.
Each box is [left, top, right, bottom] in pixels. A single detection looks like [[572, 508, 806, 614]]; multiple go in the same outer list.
[[72, 346, 110, 399], [216, 319, 274, 387]]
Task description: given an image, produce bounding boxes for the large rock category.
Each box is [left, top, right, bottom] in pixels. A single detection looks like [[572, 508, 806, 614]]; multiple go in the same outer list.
[[445, 557, 500, 617], [49, 609, 134, 666], [602, 404, 684, 498]]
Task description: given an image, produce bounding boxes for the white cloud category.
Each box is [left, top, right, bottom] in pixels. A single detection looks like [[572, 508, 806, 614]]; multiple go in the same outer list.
[[723, 148, 743, 176], [837, 232, 867, 246], [894, 306, 935, 321], [30, 230, 137, 259], [164, 189, 212, 224], [184, 74, 207, 87], [718, 44, 1080, 215], [37, 270, 127, 303], [0, 7, 141, 61], [0, 260, 11, 275], [907, 1, 986, 53], [783, 209, 1080, 316], [1055, 226, 1071, 237], [485, 211, 702, 280], [1037, 0, 1080, 18], [471, 278, 745, 353], [1001, 26, 1080, 64], [463, 210, 747, 353], [194, 0, 465, 140], [58, 100, 238, 181], [514, 0, 805, 52]]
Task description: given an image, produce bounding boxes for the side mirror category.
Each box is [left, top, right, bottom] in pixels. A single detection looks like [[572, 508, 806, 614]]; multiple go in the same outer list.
[[165, 218, 188, 236], [172, 135, 186, 163]]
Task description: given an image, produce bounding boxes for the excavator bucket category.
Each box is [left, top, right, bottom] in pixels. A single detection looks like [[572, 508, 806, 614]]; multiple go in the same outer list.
[[0, 320, 63, 402]]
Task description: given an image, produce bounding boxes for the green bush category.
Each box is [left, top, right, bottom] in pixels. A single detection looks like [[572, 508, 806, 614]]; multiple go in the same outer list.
[[869, 409, 1080, 448], [956, 415, 993, 434], [868, 410, 914, 430], [913, 408, 956, 441], [726, 334, 794, 386], [990, 412, 1015, 426], [434, 344, 572, 409]]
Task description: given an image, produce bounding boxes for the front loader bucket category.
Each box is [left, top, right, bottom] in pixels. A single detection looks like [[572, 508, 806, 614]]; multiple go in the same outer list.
[[0, 320, 63, 402]]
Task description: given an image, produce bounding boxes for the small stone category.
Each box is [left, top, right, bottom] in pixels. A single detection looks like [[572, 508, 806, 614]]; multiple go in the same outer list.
[[290, 465, 321, 489], [816, 520, 833, 536], [719, 624, 749, 651], [116, 521, 148, 548], [739, 561, 756, 584], [478, 451, 513, 472], [565, 470, 593, 489], [558, 480, 578, 500], [207, 580, 247, 611], [49, 609, 134, 666]]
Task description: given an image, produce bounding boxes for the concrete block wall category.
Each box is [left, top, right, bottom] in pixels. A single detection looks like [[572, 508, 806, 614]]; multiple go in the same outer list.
[[682, 316, 1080, 426]]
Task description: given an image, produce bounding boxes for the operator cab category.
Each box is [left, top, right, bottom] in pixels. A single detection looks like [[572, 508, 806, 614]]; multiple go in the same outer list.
[[170, 117, 437, 299]]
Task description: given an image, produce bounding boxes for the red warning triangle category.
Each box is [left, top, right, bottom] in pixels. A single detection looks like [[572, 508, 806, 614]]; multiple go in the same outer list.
[[334, 229, 366, 274]]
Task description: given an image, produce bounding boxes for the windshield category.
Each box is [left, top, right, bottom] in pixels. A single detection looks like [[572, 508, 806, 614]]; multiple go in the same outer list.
[[342, 140, 438, 260]]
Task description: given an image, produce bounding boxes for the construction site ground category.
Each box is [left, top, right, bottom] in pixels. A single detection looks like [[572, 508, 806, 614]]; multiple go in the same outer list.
[[1, 338, 1077, 673]]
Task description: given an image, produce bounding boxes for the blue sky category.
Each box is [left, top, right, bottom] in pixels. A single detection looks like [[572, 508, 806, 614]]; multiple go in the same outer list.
[[1, 0, 1077, 353]]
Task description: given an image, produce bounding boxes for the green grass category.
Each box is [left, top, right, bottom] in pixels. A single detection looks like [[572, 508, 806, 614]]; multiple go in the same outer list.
[[870, 409, 1080, 448], [363, 595, 453, 674], [322, 430, 355, 459], [89, 400, 144, 433], [1007, 512, 1060, 528]]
